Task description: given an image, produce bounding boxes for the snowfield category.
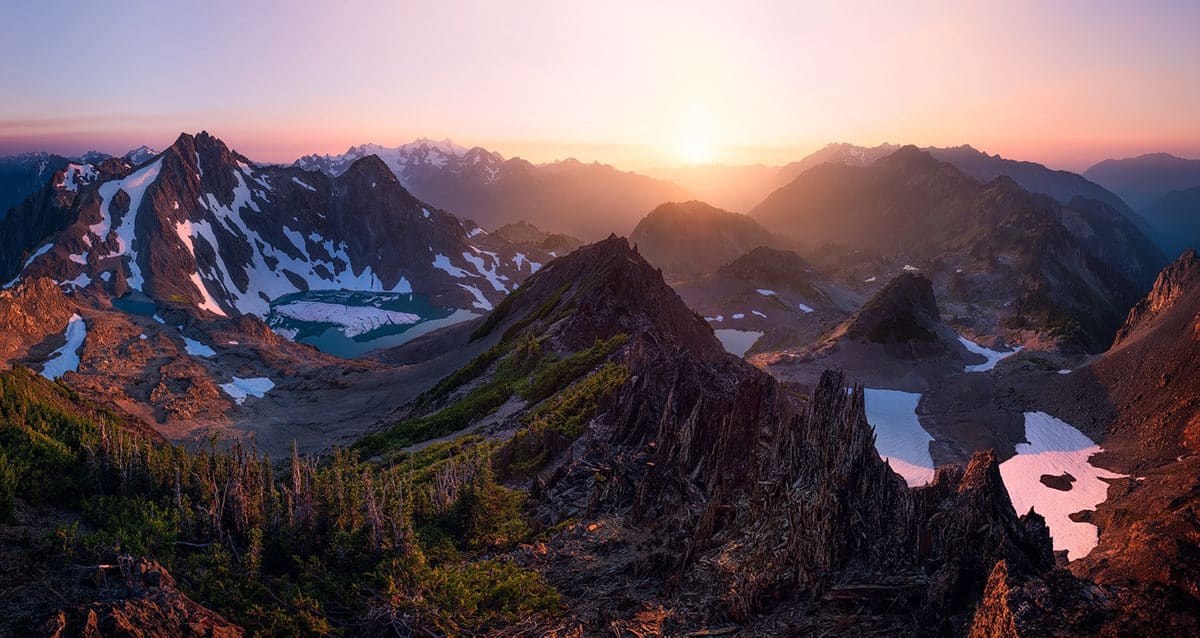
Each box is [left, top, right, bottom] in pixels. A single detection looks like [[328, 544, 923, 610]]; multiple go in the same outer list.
[[862, 388, 935, 487], [220, 376, 276, 405], [90, 158, 164, 292], [958, 335, 1022, 372], [41, 314, 86, 380], [183, 337, 216, 357], [999, 412, 1125, 561], [273, 300, 421, 337]]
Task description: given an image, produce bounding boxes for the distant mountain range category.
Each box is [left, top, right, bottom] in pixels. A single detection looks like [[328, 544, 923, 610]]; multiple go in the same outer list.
[[0, 132, 549, 318], [294, 140, 691, 240], [1084, 153, 1200, 257], [0, 147, 158, 219], [751, 145, 1166, 351]]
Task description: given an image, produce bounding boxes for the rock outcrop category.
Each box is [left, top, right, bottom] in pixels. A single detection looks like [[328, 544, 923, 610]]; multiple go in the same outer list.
[[38, 558, 243, 637], [0, 277, 75, 366]]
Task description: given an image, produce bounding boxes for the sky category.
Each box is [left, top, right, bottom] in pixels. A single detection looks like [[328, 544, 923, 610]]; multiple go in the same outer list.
[[1, 0, 1198, 171]]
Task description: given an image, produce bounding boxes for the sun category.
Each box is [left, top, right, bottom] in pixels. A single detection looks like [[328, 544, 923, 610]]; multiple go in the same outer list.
[[678, 135, 715, 165]]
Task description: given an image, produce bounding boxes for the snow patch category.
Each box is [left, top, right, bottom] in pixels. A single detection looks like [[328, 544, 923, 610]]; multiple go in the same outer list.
[[220, 376, 275, 405], [90, 158, 164, 291], [999, 412, 1125, 560], [183, 337, 216, 357], [41, 314, 86, 380], [432, 254, 470, 278], [862, 389, 935, 487], [291, 176, 317, 191], [958, 335, 1022, 373], [458, 284, 493, 311]]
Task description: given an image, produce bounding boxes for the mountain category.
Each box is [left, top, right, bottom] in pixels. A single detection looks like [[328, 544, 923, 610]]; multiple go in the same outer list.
[[761, 273, 989, 391], [491, 220, 583, 255], [750, 146, 1166, 351], [361, 235, 1057, 634], [926, 144, 1144, 225], [669, 245, 861, 357], [775, 141, 901, 186], [1084, 152, 1200, 213], [122, 145, 158, 166], [1, 131, 549, 318], [0, 151, 115, 219], [295, 140, 692, 240], [1143, 186, 1200, 258], [968, 250, 1200, 634], [628, 200, 785, 276]]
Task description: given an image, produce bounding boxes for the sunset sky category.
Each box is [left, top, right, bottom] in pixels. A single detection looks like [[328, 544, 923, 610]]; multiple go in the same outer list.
[[2, 0, 1198, 171]]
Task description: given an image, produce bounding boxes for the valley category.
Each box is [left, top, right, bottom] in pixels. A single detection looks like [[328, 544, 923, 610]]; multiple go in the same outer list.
[[0, 128, 1197, 636]]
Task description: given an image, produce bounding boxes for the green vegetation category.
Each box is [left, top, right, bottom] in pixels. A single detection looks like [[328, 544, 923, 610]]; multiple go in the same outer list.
[[0, 367, 560, 635], [498, 362, 630, 478], [360, 333, 628, 458]]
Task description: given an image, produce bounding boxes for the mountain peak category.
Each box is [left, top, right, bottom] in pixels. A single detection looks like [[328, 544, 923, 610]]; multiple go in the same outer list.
[[843, 272, 943, 345], [1115, 248, 1200, 345], [875, 144, 939, 170]]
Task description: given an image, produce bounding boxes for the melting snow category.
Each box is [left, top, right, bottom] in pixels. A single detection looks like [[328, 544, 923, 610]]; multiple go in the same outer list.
[[756, 289, 777, 296], [865, 276, 876, 283], [958, 335, 1022, 372], [432, 254, 470, 278], [999, 412, 1125, 560], [798, 303, 814, 313], [752, 310, 767, 318], [90, 158, 164, 291], [902, 264, 920, 272], [183, 337, 216, 357], [462, 249, 507, 292], [291, 176, 317, 191], [59, 163, 97, 191], [220, 376, 275, 405], [41, 314, 86, 380], [458, 284, 493, 310], [3, 243, 54, 288], [273, 300, 421, 337], [862, 389, 935, 487], [732, 313, 745, 319]]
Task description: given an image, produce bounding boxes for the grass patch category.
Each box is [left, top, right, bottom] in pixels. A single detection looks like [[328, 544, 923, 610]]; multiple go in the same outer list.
[[497, 363, 630, 478]]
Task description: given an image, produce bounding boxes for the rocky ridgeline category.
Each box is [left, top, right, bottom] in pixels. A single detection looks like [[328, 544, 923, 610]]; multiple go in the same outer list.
[[480, 237, 1055, 632], [1114, 248, 1200, 346]]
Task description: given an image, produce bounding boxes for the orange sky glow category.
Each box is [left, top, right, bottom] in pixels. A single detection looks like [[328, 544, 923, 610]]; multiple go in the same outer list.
[[2, 1, 1198, 172]]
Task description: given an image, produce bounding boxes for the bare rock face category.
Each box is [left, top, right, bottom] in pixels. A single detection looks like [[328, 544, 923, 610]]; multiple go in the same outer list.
[[842, 272, 947, 353], [38, 558, 243, 637], [1114, 248, 1200, 346], [0, 277, 74, 366]]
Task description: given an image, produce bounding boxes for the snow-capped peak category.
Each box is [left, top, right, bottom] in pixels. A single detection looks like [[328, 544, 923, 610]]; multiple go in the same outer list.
[[123, 145, 159, 165]]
